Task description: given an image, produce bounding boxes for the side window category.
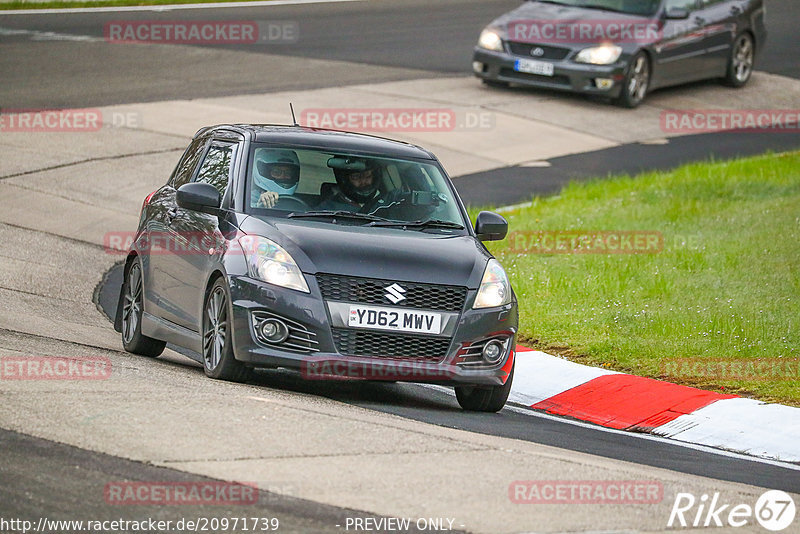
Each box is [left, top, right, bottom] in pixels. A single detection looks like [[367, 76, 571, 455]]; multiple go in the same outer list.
[[194, 143, 234, 196], [665, 0, 698, 11], [171, 137, 208, 189]]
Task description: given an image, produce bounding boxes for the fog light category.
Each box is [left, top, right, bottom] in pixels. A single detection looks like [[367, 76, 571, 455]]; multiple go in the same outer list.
[[260, 318, 289, 343], [595, 78, 614, 90], [472, 61, 485, 73], [482, 340, 504, 364]]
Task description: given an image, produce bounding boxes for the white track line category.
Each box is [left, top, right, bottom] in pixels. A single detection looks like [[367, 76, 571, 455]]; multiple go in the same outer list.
[[0, 0, 366, 16]]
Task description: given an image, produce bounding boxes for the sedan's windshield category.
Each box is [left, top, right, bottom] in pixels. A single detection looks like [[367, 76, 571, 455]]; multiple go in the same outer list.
[[245, 145, 467, 229], [531, 0, 661, 16]]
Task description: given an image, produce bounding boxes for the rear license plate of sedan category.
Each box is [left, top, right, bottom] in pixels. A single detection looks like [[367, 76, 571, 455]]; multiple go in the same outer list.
[[348, 305, 442, 335], [514, 58, 554, 76]]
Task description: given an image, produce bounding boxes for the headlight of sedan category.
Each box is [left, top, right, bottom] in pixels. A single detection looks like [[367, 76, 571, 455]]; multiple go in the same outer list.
[[478, 28, 504, 52], [473, 259, 512, 309], [574, 43, 623, 65], [239, 236, 309, 293]]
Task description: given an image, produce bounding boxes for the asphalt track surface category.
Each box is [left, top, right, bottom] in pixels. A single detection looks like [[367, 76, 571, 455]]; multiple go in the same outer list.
[[456, 130, 800, 205], [0, 428, 443, 534], [3, 0, 800, 528], [95, 263, 800, 494], [2, 0, 798, 205], [0, 0, 798, 109]]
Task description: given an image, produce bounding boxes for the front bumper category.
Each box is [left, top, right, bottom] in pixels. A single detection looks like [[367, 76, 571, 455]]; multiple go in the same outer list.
[[473, 47, 627, 98], [227, 275, 517, 387]]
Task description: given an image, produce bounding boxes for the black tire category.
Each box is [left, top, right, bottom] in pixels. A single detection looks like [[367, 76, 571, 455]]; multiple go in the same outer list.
[[722, 33, 754, 88], [615, 52, 650, 108], [202, 278, 250, 382], [454, 361, 514, 412], [121, 258, 166, 357], [482, 79, 510, 89]]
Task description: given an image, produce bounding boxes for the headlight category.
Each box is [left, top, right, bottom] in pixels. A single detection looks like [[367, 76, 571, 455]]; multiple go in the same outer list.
[[574, 43, 623, 65], [239, 236, 309, 293], [473, 259, 512, 309], [478, 29, 504, 52]]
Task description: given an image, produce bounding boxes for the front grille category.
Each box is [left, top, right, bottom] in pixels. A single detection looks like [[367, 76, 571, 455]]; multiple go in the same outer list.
[[251, 311, 319, 353], [331, 328, 451, 363], [500, 68, 571, 87], [507, 42, 570, 60], [316, 274, 466, 312]]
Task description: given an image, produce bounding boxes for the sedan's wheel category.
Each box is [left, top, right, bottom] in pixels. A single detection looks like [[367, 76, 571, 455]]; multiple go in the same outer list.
[[121, 258, 166, 357], [616, 52, 650, 108], [202, 278, 250, 382], [723, 33, 754, 87], [454, 361, 514, 412]]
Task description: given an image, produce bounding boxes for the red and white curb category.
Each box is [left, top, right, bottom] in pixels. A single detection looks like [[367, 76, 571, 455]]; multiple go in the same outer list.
[[511, 346, 800, 463]]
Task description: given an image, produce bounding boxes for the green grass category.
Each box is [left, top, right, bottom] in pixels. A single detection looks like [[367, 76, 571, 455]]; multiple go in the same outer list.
[[0, 0, 275, 9], [472, 151, 800, 405]]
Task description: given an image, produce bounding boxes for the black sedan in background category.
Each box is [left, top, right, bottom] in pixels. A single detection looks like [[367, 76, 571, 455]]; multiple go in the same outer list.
[[115, 124, 518, 412], [473, 0, 767, 107]]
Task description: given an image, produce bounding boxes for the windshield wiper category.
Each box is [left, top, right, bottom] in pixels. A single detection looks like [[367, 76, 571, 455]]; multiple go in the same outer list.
[[287, 210, 395, 223], [367, 219, 466, 230]]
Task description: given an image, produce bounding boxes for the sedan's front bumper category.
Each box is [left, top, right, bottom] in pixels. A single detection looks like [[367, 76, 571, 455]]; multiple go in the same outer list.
[[473, 47, 627, 98], [227, 275, 517, 387]]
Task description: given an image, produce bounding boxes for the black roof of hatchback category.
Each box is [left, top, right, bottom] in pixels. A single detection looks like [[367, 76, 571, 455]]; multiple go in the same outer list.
[[201, 124, 436, 161]]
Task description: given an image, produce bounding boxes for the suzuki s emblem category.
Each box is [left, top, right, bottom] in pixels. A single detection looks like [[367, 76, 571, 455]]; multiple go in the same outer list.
[[384, 283, 407, 304], [531, 47, 545, 57]]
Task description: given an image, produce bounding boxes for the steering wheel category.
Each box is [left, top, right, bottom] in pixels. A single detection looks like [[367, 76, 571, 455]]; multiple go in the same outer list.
[[359, 190, 407, 214], [274, 195, 309, 210]]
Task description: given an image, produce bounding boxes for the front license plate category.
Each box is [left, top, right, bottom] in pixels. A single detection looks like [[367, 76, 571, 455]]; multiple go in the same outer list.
[[514, 58, 554, 76], [348, 305, 442, 335]]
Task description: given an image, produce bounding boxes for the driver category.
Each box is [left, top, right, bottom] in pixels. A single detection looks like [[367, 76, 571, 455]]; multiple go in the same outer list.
[[318, 158, 381, 212], [251, 149, 301, 208]]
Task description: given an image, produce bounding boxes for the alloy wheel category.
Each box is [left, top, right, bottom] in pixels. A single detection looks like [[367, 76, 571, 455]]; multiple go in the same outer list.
[[627, 55, 650, 103], [122, 263, 143, 344], [733, 35, 754, 83], [204, 286, 228, 371]]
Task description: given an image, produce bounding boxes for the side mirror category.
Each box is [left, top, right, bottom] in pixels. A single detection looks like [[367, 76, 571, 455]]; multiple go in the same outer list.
[[665, 7, 689, 19], [176, 182, 221, 214], [474, 211, 508, 241]]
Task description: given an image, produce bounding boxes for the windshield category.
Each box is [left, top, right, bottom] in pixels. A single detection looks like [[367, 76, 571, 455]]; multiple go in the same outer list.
[[245, 145, 467, 230], [531, 0, 661, 16]]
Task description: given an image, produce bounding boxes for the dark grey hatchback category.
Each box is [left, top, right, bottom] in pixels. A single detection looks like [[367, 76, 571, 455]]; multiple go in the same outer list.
[[115, 124, 518, 412], [473, 0, 766, 107]]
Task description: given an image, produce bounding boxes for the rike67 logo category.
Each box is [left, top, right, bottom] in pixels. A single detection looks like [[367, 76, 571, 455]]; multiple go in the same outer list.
[[668, 490, 796, 531]]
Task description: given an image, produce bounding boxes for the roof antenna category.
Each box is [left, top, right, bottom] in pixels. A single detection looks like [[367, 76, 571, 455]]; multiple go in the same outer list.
[[289, 103, 298, 126]]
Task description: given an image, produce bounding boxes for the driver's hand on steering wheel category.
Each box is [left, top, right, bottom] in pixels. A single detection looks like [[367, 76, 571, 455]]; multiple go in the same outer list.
[[257, 191, 279, 208]]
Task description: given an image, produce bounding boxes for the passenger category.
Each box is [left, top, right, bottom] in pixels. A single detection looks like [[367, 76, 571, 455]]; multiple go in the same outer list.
[[251, 149, 301, 208]]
